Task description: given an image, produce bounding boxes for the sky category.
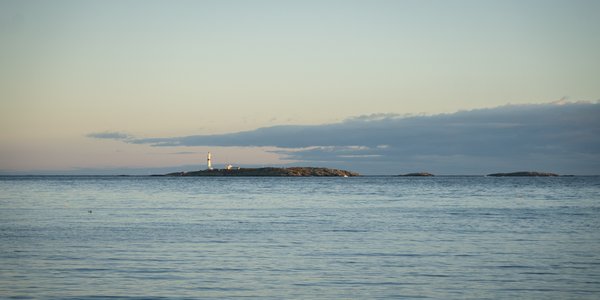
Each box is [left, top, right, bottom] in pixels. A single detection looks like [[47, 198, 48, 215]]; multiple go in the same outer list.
[[1, 0, 599, 175]]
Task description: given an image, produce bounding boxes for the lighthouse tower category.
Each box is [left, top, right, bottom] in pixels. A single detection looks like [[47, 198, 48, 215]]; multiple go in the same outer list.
[[207, 152, 213, 170]]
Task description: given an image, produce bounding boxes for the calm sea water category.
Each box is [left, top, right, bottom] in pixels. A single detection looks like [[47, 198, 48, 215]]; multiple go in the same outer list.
[[1, 176, 599, 299]]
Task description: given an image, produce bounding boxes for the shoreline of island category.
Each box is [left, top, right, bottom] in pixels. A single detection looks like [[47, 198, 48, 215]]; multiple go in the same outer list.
[[162, 167, 359, 177], [155, 169, 571, 177], [2, 168, 585, 177]]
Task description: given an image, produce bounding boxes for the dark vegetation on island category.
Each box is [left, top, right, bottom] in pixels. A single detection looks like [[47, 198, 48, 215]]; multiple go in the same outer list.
[[487, 171, 559, 177], [399, 172, 435, 177], [164, 167, 359, 177]]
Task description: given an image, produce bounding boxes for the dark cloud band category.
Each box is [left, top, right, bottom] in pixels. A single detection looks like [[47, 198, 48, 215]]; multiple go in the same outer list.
[[87, 102, 600, 174]]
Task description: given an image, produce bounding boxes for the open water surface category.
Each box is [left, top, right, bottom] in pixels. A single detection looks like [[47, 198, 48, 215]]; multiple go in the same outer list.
[[1, 176, 600, 299]]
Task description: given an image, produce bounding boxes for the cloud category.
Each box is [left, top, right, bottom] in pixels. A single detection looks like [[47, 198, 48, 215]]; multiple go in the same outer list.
[[170, 151, 199, 155], [86, 131, 132, 140], [90, 102, 600, 174]]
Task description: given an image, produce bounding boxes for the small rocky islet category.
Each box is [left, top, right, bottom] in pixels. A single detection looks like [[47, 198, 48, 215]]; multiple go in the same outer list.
[[487, 171, 559, 177], [398, 172, 435, 177], [164, 167, 359, 177]]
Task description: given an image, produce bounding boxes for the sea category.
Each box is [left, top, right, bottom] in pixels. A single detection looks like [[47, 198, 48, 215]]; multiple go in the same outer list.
[[1, 175, 599, 299]]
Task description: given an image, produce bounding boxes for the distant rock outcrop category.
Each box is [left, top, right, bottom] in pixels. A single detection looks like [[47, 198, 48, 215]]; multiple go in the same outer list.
[[487, 171, 559, 177], [399, 172, 435, 177], [164, 167, 359, 177]]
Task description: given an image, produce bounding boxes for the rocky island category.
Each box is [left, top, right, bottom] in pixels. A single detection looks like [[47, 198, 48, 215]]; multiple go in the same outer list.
[[487, 171, 559, 177], [399, 172, 435, 177], [165, 167, 359, 177]]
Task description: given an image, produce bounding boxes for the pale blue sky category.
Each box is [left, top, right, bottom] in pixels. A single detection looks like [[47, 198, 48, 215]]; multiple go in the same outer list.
[[1, 0, 599, 173]]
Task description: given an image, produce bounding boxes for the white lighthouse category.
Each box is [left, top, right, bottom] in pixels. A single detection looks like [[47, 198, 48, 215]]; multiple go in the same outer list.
[[207, 152, 213, 170]]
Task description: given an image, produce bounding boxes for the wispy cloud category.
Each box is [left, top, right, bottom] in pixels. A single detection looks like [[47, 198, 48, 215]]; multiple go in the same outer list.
[[88, 102, 600, 174], [86, 131, 132, 140]]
